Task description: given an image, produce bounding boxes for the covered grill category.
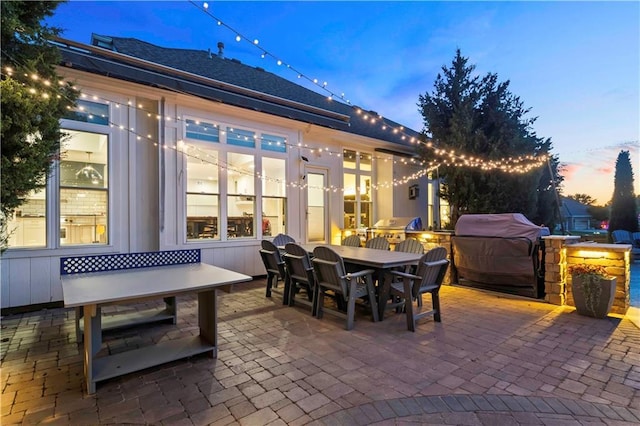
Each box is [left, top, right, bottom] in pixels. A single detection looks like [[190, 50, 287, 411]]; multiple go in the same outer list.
[[451, 213, 548, 298], [369, 217, 423, 245]]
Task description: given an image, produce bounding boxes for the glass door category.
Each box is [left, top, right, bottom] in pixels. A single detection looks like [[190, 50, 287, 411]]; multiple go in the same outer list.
[[306, 168, 328, 243]]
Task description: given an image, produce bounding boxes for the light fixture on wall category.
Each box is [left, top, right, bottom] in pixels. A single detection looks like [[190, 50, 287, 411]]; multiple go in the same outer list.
[[75, 152, 103, 185]]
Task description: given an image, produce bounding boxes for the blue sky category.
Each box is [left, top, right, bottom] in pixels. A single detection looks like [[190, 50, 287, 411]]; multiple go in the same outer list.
[[46, 1, 639, 205]]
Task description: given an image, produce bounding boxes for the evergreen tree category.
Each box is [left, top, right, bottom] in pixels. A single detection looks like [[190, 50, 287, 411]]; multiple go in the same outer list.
[[608, 150, 638, 234], [418, 50, 559, 229], [0, 1, 78, 249]]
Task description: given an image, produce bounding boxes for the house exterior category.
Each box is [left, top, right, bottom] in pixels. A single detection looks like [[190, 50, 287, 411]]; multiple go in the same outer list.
[[1, 35, 442, 310], [559, 197, 597, 231]]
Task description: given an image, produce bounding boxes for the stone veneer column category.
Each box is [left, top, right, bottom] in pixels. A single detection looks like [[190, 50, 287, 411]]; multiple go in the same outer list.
[[410, 231, 453, 285], [542, 236, 580, 306], [565, 243, 630, 315], [542, 236, 631, 315]]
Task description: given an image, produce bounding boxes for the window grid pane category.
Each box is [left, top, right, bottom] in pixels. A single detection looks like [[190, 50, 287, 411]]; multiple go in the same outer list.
[[262, 197, 286, 236], [186, 119, 220, 143], [64, 99, 109, 125], [6, 188, 46, 248], [60, 130, 109, 246], [227, 127, 255, 148], [261, 134, 286, 153], [187, 193, 219, 240]]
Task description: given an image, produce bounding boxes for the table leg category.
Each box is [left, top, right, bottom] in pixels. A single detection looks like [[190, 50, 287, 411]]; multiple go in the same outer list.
[[378, 271, 391, 319], [198, 289, 217, 358], [83, 304, 101, 394]]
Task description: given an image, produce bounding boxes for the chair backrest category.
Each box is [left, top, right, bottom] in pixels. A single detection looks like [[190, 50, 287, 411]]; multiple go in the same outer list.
[[611, 230, 633, 244], [394, 238, 424, 254], [633, 232, 640, 247], [260, 239, 285, 276], [423, 246, 447, 262], [365, 236, 390, 250], [283, 243, 313, 282], [341, 235, 362, 247], [312, 246, 348, 295], [413, 246, 449, 298], [272, 233, 295, 246]]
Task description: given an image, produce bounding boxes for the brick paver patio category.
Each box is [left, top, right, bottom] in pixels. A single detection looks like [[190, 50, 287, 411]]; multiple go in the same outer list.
[[1, 279, 639, 425]]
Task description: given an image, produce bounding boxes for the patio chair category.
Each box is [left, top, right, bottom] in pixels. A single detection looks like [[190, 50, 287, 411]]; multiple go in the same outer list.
[[611, 230, 640, 260], [391, 237, 424, 275], [312, 246, 379, 330], [259, 239, 288, 303], [365, 236, 390, 250], [381, 246, 449, 331], [283, 243, 317, 316], [611, 230, 633, 245], [341, 235, 362, 247], [394, 238, 424, 254], [272, 233, 295, 247]]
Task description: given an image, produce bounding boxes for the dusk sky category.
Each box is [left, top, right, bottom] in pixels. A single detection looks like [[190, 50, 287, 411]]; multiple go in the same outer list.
[[46, 1, 639, 206]]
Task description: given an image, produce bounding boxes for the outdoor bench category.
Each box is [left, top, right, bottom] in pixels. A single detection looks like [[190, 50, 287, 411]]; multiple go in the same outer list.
[[60, 248, 251, 394], [60, 249, 200, 342]]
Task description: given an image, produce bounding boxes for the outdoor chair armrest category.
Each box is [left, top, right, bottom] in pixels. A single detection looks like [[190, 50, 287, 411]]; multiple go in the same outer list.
[[345, 269, 376, 280], [389, 270, 421, 280]]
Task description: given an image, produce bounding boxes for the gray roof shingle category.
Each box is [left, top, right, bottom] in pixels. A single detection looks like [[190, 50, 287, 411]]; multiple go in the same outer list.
[[60, 34, 421, 149]]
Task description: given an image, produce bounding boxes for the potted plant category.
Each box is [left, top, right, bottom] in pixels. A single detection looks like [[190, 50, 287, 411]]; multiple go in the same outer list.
[[567, 263, 617, 318]]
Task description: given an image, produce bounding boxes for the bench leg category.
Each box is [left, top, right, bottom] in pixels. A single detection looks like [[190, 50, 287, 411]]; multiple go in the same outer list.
[[164, 296, 177, 324], [83, 304, 101, 394], [198, 289, 217, 358]]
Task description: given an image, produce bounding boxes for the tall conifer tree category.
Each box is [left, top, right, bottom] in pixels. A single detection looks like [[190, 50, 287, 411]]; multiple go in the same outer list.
[[418, 50, 560, 229], [608, 150, 638, 234], [1, 1, 78, 249]]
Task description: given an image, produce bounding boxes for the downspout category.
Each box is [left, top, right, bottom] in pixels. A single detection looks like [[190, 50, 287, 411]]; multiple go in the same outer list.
[[159, 97, 165, 235]]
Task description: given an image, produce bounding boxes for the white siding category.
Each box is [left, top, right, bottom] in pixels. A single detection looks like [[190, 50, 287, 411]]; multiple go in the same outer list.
[[1, 69, 429, 310]]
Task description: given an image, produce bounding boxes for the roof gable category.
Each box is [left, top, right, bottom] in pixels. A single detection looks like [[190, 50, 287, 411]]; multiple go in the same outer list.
[[57, 35, 420, 149]]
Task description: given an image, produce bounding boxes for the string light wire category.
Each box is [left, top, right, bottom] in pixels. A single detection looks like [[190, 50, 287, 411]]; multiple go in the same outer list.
[[187, 1, 548, 172]]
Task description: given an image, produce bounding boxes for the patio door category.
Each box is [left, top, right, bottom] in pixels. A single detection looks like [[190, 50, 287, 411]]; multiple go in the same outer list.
[[306, 168, 328, 243]]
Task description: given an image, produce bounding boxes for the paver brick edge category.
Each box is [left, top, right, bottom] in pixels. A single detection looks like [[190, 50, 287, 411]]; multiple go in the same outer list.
[[316, 394, 640, 424]]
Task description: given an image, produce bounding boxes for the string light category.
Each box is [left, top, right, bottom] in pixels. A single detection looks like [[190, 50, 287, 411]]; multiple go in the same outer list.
[[3, 64, 547, 174], [187, 1, 548, 172]]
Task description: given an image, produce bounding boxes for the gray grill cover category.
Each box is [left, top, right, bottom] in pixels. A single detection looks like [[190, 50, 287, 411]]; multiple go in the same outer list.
[[452, 214, 545, 290], [454, 213, 543, 240]]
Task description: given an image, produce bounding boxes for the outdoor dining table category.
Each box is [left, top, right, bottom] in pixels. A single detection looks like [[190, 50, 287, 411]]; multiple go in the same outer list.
[[297, 244, 423, 318]]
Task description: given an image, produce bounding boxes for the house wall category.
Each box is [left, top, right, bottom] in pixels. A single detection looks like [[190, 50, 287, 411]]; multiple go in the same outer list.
[[1, 69, 430, 310]]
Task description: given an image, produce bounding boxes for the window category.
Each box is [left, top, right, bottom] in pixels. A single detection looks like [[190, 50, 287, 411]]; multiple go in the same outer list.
[[6, 188, 46, 247], [7, 128, 110, 249], [227, 127, 255, 148], [60, 130, 109, 245], [343, 149, 372, 229], [186, 119, 219, 143], [261, 134, 286, 153], [186, 147, 219, 240], [227, 153, 255, 238], [262, 157, 286, 236], [183, 118, 287, 242], [64, 99, 109, 125]]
